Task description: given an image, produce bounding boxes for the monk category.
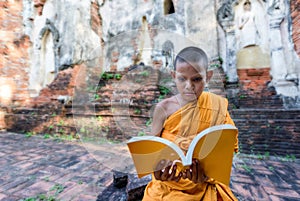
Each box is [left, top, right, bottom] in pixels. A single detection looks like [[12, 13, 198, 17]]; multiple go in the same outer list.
[[142, 46, 239, 201]]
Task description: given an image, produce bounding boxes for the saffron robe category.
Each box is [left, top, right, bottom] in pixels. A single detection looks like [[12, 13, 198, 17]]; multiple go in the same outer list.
[[142, 92, 238, 201]]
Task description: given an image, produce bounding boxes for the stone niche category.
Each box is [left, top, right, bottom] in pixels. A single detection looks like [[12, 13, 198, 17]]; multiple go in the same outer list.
[[216, 0, 300, 106], [25, 0, 101, 97], [29, 19, 58, 95], [234, 0, 270, 70]]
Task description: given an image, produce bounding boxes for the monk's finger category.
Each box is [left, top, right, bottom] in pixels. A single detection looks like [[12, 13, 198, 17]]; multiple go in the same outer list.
[[154, 164, 163, 180], [195, 159, 204, 183], [154, 159, 167, 180], [191, 159, 198, 182], [169, 164, 182, 182], [186, 167, 192, 180], [173, 171, 182, 182], [182, 170, 187, 179], [161, 165, 171, 181], [155, 159, 167, 171], [199, 173, 206, 183], [167, 164, 177, 181], [194, 159, 206, 183], [200, 167, 207, 183], [154, 169, 162, 180]]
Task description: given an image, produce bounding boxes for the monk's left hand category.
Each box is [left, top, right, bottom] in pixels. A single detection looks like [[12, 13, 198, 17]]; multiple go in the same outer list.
[[182, 158, 207, 184], [153, 159, 182, 182]]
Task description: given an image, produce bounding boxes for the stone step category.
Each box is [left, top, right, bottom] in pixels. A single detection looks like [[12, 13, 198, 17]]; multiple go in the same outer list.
[[232, 109, 300, 157], [231, 109, 300, 120]]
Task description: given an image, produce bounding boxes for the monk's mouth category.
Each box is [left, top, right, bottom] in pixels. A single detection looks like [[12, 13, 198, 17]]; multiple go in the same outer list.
[[184, 93, 195, 96]]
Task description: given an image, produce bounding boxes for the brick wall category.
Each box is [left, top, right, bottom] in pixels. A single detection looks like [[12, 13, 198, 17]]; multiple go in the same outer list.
[[231, 109, 300, 158], [0, 1, 31, 105], [5, 66, 164, 141], [231, 68, 285, 109], [229, 67, 300, 157], [237, 68, 271, 96], [291, 0, 300, 57]]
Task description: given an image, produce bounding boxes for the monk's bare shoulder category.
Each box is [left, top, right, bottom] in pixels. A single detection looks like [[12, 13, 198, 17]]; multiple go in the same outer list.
[[156, 96, 180, 118], [151, 96, 180, 136]]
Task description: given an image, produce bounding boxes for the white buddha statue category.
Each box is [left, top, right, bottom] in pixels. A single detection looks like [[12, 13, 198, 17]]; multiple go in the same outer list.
[[238, 0, 259, 48]]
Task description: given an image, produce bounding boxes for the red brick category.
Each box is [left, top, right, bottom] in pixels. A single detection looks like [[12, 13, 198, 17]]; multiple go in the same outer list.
[[263, 186, 300, 198], [75, 194, 99, 201], [110, 65, 117, 71], [291, 0, 300, 56], [0, 193, 6, 199], [56, 181, 79, 199]]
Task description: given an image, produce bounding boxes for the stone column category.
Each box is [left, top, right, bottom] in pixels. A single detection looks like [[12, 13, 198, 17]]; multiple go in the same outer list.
[[268, 15, 287, 81], [217, 0, 238, 83], [269, 15, 300, 105], [221, 20, 238, 83], [267, 0, 300, 106]]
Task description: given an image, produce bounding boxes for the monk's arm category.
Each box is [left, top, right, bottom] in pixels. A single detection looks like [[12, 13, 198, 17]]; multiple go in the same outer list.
[[151, 104, 167, 136]]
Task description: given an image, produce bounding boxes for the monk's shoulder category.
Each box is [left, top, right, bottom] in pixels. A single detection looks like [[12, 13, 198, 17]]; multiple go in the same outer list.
[[199, 92, 227, 107], [200, 91, 215, 98], [208, 92, 227, 104], [157, 96, 179, 116], [157, 96, 176, 108]]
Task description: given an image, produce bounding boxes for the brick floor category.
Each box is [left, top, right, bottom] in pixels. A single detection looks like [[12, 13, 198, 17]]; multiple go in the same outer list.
[[0, 132, 299, 201]]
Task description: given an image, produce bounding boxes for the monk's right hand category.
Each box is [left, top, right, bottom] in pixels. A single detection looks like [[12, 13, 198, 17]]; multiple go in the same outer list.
[[154, 159, 182, 182], [181, 158, 207, 184]]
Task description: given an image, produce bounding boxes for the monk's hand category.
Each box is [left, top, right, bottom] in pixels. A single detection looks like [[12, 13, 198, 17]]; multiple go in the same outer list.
[[182, 158, 207, 184], [154, 159, 182, 182]]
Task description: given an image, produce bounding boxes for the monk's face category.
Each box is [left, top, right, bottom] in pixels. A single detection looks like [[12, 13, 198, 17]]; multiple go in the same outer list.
[[172, 61, 211, 103]]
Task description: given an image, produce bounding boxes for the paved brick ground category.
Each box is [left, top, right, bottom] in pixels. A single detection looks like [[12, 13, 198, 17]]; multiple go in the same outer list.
[[0, 132, 299, 201]]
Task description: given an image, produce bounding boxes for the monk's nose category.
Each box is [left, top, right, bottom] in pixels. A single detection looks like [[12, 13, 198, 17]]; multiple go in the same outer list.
[[185, 80, 193, 90]]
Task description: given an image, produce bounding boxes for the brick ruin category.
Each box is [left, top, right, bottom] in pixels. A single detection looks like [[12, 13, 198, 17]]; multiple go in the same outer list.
[[1, 1, 300, 199], [1, 0, 300, 164]]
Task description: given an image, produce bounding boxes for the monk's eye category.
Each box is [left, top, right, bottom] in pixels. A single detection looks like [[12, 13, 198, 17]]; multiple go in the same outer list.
[[177, 77, 185, 82], [193, 77, 203, 82]]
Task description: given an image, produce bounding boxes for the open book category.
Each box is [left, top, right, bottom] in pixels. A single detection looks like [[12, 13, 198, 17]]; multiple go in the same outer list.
[[127, 124, 238, 185]]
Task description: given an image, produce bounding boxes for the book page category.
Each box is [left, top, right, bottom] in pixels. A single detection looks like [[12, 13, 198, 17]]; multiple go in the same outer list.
[[191, 126, 237, 185], [127, 137, 186, 178]]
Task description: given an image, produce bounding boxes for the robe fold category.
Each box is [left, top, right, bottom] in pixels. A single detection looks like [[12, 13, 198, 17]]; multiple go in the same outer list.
[[142, 92, 238, 201]]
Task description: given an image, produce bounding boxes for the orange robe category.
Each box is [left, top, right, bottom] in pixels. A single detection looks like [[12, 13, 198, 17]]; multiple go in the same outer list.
[[143, 92, 238, 201]]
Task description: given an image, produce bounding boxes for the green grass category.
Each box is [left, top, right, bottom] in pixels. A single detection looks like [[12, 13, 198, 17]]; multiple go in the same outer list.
[[20, 183, 65, 201], [241, 164, 252, 173], [138, 131, 146, 136], [25, 132, 35, 138], [146, 119, 152, 127], [43, 134, 51, 139]]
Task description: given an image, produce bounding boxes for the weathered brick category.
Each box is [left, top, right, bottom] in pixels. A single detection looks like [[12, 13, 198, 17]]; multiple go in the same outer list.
[[291, 0, 300, 56], [263, 186, 300, 199], [0, 193, 6, 200]]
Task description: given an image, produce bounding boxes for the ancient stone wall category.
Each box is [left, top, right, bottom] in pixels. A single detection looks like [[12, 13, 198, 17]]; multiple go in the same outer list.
[[2, 0, 300, 104], [99, 0, 220, 71], [1, 0, 300, 158]]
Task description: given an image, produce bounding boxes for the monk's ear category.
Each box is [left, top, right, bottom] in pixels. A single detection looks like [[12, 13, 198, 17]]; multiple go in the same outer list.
[[206, 70, 213, 83], [171, 70, 176, 79]]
